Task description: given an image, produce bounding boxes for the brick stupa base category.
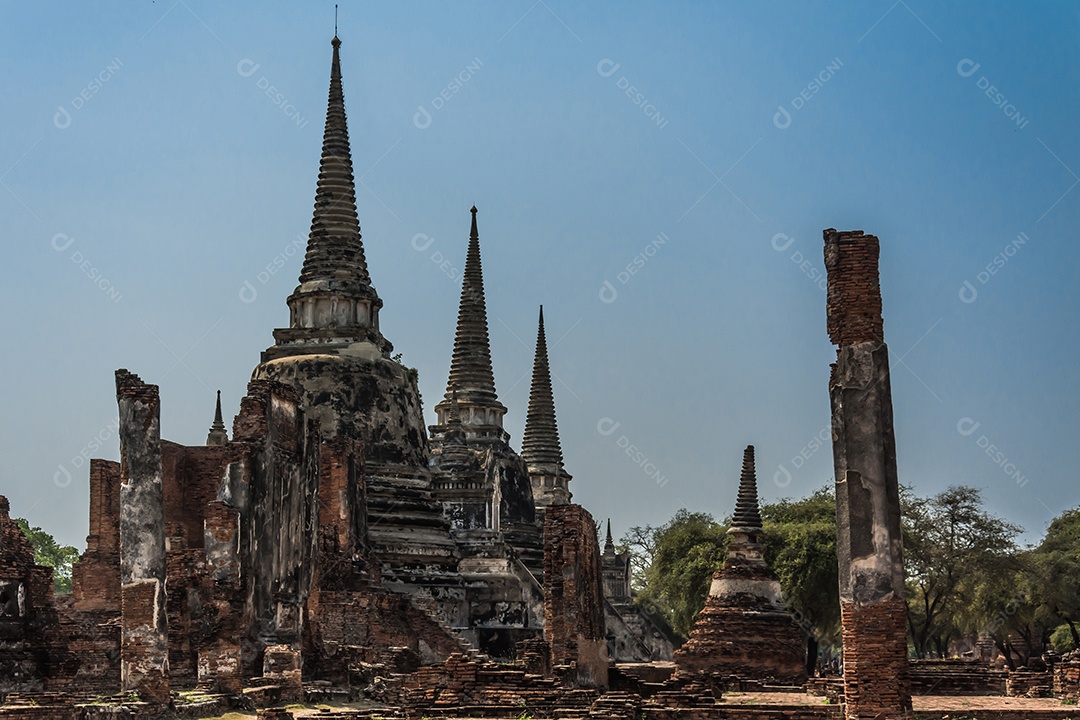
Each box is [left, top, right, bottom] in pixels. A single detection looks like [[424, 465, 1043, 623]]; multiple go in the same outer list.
[[674, 566, 807, 686]]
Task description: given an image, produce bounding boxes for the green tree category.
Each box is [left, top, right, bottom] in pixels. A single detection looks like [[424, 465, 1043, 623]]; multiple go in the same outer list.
[[16, 519, 79, 594], [632, 510, 728, 639], [902, 485, 1021, 658], [619, 523, 658, 593], [963, 548, 1042, 669], [761, 486, 840, 671], [1031, 507, 1080, 648]]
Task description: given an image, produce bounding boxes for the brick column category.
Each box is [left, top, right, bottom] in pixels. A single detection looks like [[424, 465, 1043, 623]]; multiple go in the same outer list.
[[115, 369, 170, 704], [543, 504, 608, 688], [824, 230, 911, 720]]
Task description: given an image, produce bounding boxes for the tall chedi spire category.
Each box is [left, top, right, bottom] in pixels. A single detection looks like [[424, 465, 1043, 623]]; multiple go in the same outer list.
[[522, 306, 572, 511], [730, 445, 763, 538], [270, 34, 389, 358], [434, 206, 507, 438]]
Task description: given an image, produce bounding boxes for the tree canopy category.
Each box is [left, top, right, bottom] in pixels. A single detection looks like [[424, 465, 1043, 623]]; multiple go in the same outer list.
[[625, 509, 728, 639], [16, 518, 79, 594], [901, 485, 1021, 659]]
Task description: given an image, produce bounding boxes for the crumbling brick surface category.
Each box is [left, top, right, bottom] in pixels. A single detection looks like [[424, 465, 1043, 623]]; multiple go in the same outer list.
[[315, 437, 373, 590], [839, 598, 912, 719], [0, 496, 58, 693], [1006, 670, 1053, 697], [1054, 660, 1080, 698], [48, 599, 120, 692], [909, 658, 1006, 695], [234, 380, 321, 666], [515, 637, 550, 677], [543, 504, 608, 689], [310, 586, 464, 678], [673, 590, 806, 684], [402, 652, 597, 717], [824, 229, 884, 347], [70, 460, 121, 612]]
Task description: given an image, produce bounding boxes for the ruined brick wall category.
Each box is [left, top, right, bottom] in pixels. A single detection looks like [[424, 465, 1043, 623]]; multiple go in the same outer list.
[[53, 460, 122, 692], [543, 504, 608, 688], [1054, 661, 1080, 699], [516, 637, 551, 676], [161, 442, 235, 687], [908, 659, 1005, 695], [1006, 669, 1052, 696], [825, 229, 884, 346], [57, 377, 321, 693], [0, 496, 58, 692], [63, 438, 244, 692], [48, 597, 120, 692], [314, 436, 370, 589], [162, 442, 233, 551], [310, 587, 464, 682], [71, 460, 121, 611], [197, 500, 244, 693], [404, 653, 588, 715]]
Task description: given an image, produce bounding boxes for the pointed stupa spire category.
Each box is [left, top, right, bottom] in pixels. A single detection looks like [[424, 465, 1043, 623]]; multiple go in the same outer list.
[[206, 390, 228, 446], [604, 519, 616, 555], [522, 306, 564, 467], [730, 445, 763, 531], [434, 206, 506, 429], [298, 35, 372, 288], [523, 306, 572, 509], [280, 34, 386, 350]]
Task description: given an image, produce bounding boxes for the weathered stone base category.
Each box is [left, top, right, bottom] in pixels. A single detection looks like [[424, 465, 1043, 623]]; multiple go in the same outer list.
[[840, 598, 911, 720]]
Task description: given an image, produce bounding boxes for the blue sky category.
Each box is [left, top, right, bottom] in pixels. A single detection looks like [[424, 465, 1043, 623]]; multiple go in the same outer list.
[[1, 1, 1077, 550]]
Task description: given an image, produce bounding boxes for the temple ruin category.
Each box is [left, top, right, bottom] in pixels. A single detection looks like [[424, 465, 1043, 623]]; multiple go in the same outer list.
[[2, 30, 1078, 720]]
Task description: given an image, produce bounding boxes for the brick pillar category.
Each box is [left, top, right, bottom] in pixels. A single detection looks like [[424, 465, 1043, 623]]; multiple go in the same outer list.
[[115, 369, 170, 704], [71, 459, 122, 611], [824, 230, 911, 720], [543, 504, 608, 688]]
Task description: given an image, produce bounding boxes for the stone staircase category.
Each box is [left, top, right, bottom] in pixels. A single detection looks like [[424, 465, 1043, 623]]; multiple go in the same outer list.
[[407, 592, 484, 661]]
